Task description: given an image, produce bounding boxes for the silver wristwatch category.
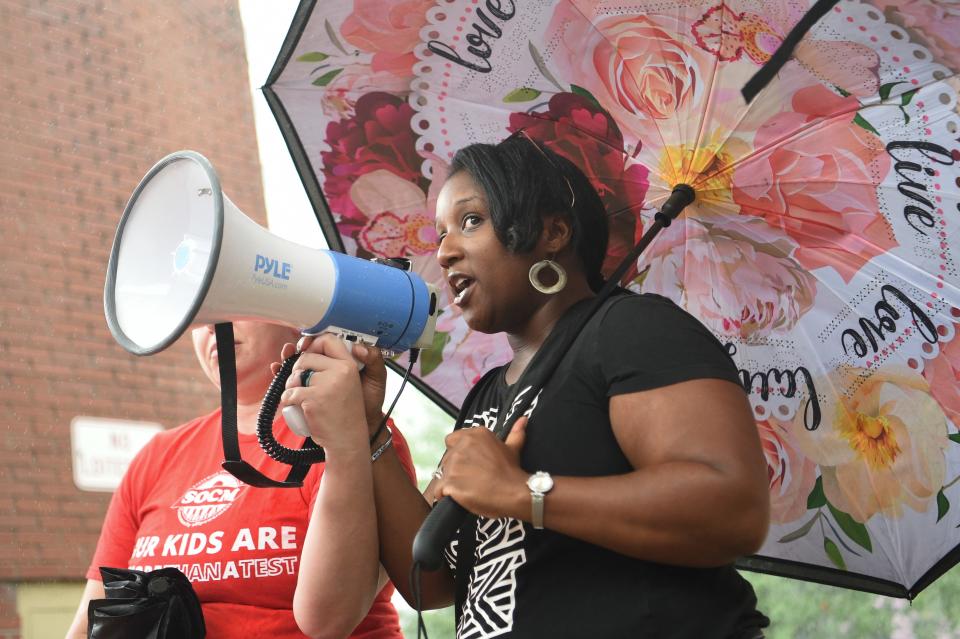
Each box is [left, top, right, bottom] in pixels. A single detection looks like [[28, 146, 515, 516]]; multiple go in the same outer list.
[[526, 471, 554, 529]]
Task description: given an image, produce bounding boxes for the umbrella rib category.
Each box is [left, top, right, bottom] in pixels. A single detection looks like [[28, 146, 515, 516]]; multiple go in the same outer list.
[[686, 0, 727, 188], [553, 0, 676, 174], [694, 103, 865, 191], [699, 68, 960, 191]]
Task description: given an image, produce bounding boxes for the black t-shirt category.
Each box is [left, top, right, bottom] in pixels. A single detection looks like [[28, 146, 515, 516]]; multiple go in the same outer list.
[[445, 293, 768, 639]]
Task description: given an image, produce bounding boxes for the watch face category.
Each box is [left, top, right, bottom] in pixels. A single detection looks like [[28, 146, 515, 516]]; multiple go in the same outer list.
[[528, 472, 553, 493]]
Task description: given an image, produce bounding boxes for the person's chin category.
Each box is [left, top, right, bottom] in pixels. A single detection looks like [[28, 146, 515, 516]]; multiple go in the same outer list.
[[461, 309, 497, 334]]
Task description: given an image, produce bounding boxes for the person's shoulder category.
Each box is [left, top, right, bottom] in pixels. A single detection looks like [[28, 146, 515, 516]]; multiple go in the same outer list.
[[138, 409, 220, 456], [593, 290, 732, 357], [596, 290, 691, 328]]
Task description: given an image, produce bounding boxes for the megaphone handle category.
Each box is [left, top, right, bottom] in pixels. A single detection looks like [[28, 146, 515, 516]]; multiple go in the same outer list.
[[412, 496, 468, 571], [282, 405, 312, 438], [282, 332, 367, 438]]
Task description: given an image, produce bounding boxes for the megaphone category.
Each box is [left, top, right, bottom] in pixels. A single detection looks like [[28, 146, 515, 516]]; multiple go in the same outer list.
[[104, 150, 439, 357], [104, 151, 440, 486]]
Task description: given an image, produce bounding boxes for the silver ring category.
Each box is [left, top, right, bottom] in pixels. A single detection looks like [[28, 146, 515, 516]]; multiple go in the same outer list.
[[432, 468, 443, 480], [300, 369, 315, 388]]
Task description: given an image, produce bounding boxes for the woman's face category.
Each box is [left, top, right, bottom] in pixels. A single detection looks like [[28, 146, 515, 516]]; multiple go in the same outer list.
[[191, 320, 299, 400], [435, 171, 541, 334]]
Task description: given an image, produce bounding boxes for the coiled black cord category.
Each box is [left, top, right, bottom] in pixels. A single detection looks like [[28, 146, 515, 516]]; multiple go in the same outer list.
[[255, 349, 420, 466], [257, 352, 326, 465]]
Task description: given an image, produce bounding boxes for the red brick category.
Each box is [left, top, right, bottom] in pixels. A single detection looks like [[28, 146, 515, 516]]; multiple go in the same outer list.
[[0, 0, 264, 612]]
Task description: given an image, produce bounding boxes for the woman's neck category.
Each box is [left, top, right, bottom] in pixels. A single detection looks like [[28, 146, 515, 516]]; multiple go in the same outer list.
[[504, 280, 595, 385]]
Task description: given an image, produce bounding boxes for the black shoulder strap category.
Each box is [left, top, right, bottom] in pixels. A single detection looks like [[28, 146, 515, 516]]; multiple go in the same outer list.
[[452, 366, 503, 432]]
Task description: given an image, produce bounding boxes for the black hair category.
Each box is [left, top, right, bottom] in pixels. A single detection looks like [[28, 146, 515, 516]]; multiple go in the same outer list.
[[448, 135, 609, 292]]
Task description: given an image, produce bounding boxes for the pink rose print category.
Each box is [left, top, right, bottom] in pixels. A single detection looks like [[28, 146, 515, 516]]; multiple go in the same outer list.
[[732, 84, 894, 283], [341, 0, 434, 75], [321, 92, 426, 245], [922, 331, 960, 428], [758, 419, 819, 525], [508, 93, 650, 282], [319, 65, 413, 118], [596, 16, 704, 120], [639, 217, 817, 339], [548, 8, 711, 134]]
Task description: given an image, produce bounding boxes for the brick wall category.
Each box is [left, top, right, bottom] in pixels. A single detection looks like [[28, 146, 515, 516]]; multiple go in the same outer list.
[[0, 0, 267, 629]]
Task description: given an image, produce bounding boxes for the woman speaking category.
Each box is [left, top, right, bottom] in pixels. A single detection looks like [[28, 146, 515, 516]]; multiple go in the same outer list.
[[282, 133, 771, 639]]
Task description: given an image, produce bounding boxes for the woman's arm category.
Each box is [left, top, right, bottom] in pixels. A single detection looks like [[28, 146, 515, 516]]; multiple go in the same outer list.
[[64, 579, 104, 639], [293, 444, 382, 639], [283, 335, 456, 633], [282, 336, 385, 638], [368, 433, 457, 609], [436, 377, 770, 567]]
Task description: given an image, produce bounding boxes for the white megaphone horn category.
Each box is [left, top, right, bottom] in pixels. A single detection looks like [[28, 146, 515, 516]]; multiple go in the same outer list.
[[104, 150, 439, 358]]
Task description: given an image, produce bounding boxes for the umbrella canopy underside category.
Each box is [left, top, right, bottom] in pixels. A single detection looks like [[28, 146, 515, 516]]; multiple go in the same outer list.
[[263, 0, 960, 599]]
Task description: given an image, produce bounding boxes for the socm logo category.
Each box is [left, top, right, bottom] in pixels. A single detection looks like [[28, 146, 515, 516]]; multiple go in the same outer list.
[[171, 471, 245, 527]]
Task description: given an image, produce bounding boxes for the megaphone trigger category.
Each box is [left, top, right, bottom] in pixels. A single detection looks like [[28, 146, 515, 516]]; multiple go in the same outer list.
[[282, 405, 312, 438], [298, 329, 372, 372]]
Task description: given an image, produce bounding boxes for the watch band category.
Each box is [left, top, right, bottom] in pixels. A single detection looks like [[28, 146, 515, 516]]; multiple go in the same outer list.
[[531, 492, 546, 529], [527, 471, 553, 530]]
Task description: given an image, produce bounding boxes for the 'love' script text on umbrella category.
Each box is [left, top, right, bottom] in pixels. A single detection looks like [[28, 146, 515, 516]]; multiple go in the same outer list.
[[426, 0, 515, 73]]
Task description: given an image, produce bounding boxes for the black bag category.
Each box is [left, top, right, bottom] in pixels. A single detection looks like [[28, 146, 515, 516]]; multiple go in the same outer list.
[[87, 566, 205, 639]]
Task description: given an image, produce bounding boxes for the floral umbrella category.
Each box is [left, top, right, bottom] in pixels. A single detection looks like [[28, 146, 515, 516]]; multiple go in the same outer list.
[[263, 0, 960, 598]]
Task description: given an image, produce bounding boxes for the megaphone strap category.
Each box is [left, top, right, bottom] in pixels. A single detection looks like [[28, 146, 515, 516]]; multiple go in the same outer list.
[[215, 322, 314, 488]]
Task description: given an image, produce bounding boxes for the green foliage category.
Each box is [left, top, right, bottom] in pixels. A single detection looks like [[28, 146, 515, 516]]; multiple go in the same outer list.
[[853, 113, 880, 135], [826, 503, 872, 552], [384, 374, 457, 637], [901, 88, 919, 106], [398, 605, 455, 639], [420, 331, 452, 376], [807, 476, 826, 509], [297, 51, 329, 62], [570, 84, 602, 109], [879, 81, 903, 101], [503, 87, 542, 103], [777, 512, 818, 543], [823, 537, 846, 570], [938, 490, 950, 522], [744, 567, 960, 638], [312, 68, 343, 86]]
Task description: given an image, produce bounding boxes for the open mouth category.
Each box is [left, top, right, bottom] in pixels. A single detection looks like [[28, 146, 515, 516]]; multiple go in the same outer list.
[[450, 275, 475, 305]]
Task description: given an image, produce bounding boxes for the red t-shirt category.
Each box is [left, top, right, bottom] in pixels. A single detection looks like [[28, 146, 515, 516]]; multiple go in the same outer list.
[[88, 409, 415, 638]]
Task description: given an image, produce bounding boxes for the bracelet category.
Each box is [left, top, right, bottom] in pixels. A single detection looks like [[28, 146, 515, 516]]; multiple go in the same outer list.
[[371, 432, 393, 462]]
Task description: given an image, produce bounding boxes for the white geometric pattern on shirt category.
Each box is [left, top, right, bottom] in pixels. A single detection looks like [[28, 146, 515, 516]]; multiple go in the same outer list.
[[449, 384, 541, 638], [457, 517, 527, 639]]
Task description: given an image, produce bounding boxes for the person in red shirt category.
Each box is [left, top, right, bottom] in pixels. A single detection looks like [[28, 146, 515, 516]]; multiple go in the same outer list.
[[66, 321, 416, 639]]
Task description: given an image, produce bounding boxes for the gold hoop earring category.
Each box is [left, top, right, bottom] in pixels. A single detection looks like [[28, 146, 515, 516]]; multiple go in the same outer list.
[[528, 259, 567, 295]]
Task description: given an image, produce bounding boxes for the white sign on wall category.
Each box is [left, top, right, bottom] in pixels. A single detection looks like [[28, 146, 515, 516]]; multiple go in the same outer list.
[[71, 416, 163, 492]]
